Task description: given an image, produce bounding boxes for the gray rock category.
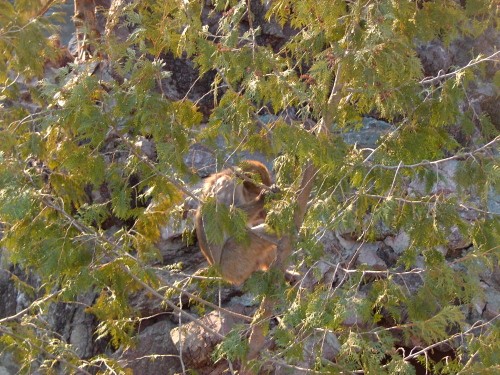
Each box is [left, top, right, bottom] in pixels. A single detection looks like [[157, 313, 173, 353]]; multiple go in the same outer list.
[[0, 352, 18, 375], [128, 260, 205, 317], [342, 117, 394, 149], [335, 232, 358, 256], [471, 290, 486, 319], [299, 330, 340, 368], [392, 271, 424, 295], [343, 291, 368, 327], [170, 307, 247, 369], [0, 268, 18, 319], [356, 243, 387, 271], [69, 296, 97, 358], [408, 160, 458, 196], [184, 144, 216, 177], [446, 226, 470, 252], [384, 231, 410, 255], [476, 261, 500, 290], [46, 293, 99, 359], [116, 320, 182, 374], [487, 188, 500, 216], [483, 288, 500, 320], [300, 260, 337, 290], [134, 136, 156, 161], [416, 41, 451, 77]]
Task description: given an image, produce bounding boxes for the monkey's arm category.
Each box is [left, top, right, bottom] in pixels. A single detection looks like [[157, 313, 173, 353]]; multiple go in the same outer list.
[[248, 224, 279, 245], [194, 211, 223, 265]]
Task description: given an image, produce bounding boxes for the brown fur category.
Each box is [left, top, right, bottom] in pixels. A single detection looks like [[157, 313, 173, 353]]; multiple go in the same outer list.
[[195, 161, 277, 285]]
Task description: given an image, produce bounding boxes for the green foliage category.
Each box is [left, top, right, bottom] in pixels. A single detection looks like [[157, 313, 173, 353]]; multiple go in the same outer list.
[[212, 326, 249, 363], [200, 197, 250, 247], [0, 0, 498, 373]]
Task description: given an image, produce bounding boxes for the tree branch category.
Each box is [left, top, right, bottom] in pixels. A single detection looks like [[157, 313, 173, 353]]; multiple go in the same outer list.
[[368, 135, 499, 170], [419, 51, 500, 86], [38, 195, 230, 340], [245, 61, 345, 367]]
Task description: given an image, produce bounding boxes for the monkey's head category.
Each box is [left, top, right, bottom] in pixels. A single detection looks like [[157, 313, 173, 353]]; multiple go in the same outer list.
[[239, 160, 272, 197]]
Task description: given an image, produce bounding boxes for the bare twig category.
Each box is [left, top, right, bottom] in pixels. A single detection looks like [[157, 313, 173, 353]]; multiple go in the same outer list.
[[0, 326, 93, 375], [419, 51, 500, 86], [0, 290, 62, 324], [35, 0, 58, 18], [400, 314, 500, 363], [157, 278, 253, 322], [368, 135, 499, 170], [123, 266, 224, 340], [116, 132, 201, 202], [38, 195, 233, 340]]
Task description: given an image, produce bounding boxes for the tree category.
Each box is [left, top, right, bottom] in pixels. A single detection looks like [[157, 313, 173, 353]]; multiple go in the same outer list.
[[0, 0, 498, 374]]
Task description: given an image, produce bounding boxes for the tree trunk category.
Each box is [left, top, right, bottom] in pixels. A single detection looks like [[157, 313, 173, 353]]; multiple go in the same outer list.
[[244, 64, 345, 371]]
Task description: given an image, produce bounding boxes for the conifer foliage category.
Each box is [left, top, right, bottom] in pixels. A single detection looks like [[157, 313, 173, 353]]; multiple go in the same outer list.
[[0, 0, 499, 373]]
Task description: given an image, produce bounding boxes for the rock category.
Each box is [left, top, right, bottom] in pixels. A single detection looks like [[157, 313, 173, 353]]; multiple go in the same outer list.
[[68, 295, 97, 358], [478, 262, 500, 290], [376, 244, 399, 268], [416, 41, 451, 77], [446, 226, 470, 252], [487, 188, 500, 216], [343, 291, 367, 327], [0, 352, 18, 375], [134, 136, 156, 160], [46, 293, 99, 359], [335, 232, 358, 257], [342, 117, 394, 148], [0, 267, 18, 319], [300, 260, 336, 290], [298, 330, 340, 369], [128, 260, 206, 317], [229, 293, 259, 307], [392, 270, 424, 295], [317, 229, 340, 255], [435, 246, 448, 257], [159, 184, 203, 241], [384, 231, 410, 255], [408, 160, 458, 196], [170, 308, 248, 368], [116, 320, 182, 374], [184, 144, 216, 177], [356, 243, 387, 271], [471, 295, 486, 319], [483, 288, 500, 320]]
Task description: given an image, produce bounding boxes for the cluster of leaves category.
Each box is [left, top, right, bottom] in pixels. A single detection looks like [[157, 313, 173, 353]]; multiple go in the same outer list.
[[0, 0, 498, 374]]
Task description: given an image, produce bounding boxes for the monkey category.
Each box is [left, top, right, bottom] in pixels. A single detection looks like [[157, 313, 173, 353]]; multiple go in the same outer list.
[[195, 160, 278, 285], [44, 35, 74, 70]]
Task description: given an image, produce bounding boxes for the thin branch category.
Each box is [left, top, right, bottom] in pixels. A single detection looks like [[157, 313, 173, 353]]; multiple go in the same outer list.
[[368, 135, 499, 170], [157, 278, 253, 322], [0, 290, 62, 324], [400, 314, 500, 362], [420, 51, 500, 86], [123, 266, 224, 340], [38, 194, 232, 339], [360, 193, 500, 216], [0, 326, 93, 375], [245, 59, 345, 367], [35, 0, 58, 18], [116, 132, 201, 202]]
